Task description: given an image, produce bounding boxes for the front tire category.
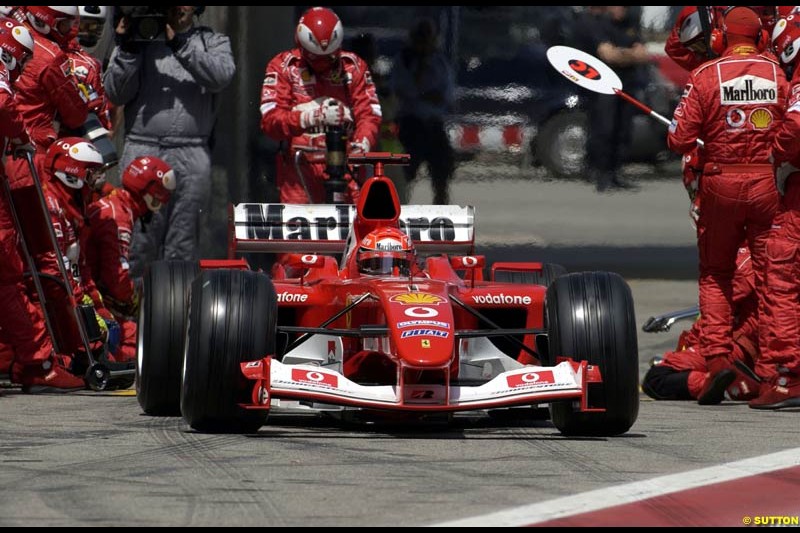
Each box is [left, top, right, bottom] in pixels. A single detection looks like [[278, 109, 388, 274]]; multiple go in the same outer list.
[[181, 270, 277, 433], [545, 272, 639, 436], [137, 260, 199, 415]]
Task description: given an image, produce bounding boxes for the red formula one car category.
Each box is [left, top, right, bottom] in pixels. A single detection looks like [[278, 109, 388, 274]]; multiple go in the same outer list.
[[136, 154, 639, 436]]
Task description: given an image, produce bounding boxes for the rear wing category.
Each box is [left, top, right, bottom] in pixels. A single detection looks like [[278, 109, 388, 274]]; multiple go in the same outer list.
[[228, 203, 475, 256]]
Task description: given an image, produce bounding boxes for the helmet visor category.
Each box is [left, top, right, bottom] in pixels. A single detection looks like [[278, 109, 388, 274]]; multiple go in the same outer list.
[[358, 251, 411, 276]]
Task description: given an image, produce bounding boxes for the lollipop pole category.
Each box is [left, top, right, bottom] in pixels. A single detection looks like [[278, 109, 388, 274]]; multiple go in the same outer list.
[[613, 88, 671, 127]]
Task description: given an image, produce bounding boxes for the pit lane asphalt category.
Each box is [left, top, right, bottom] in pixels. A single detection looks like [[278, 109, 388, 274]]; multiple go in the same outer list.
[[2, 165, 790, 526], [1, 279, 797, 527]]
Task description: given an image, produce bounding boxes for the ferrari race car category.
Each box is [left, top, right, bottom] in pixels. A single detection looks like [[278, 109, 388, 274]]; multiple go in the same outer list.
[[136, 154, 639, 436]]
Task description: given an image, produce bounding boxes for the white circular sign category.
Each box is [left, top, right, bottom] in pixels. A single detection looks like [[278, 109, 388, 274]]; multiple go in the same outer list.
[[546, 45, 623, 95]]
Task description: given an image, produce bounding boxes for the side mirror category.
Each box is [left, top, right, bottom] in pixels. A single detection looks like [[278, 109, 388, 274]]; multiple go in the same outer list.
[[286, 254, 326, 270], [450, 255, 485, 270]]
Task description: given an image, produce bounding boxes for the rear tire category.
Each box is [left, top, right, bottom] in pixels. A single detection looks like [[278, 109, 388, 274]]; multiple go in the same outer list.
[[545, 272, 639, 436], [181, 270, 277, 433], [137, 260, 199, 415], [493, 263, 567, 287]]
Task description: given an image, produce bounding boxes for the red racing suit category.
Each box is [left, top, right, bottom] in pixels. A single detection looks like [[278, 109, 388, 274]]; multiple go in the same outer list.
[[34, 174, 94, 355], [761, 66, 800, 377], [0, 64, 55, 370], [656, 246, 759, 399], [5, 29, 88, 188], [85, 188, 138, 361], [65, 39, 112, 130], [667, 45, 787, 365], [260, 49, 381, 203]]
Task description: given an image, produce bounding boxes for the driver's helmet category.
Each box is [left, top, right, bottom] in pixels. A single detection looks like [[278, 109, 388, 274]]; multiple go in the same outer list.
[[772, 15, 800, 73], [45, 137, 104, 190], [357, 227, 415, 277], [295, 6, 343, 74]]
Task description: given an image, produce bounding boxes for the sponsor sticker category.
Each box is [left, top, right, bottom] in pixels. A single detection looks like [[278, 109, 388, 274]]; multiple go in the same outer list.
[[404, 306, 439, 318], [400, 329, 449, 339], [60, 59, 72, 77], [390, 293, 445, 305], [277, 292, 308, 303], [300, 68, 314, 84], [749, 107, 773, 129], [506, 370, 556, 389], [718, 63, 778, 105], [726, 108, 746, 128], [397, 320, 449, 329], [682, 83, 693, 98], [264, 72, 277, 86], [421, 339, 431, 348], [471, 293, 531, 305], [291, 368, 338, 388]]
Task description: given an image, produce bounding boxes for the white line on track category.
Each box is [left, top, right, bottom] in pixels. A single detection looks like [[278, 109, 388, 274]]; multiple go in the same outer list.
[[432, 447, 800, 527]]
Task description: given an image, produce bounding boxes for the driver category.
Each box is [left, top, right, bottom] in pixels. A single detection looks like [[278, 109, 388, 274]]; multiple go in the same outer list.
[[356, 227, 417, 277], [259, 6, 381, 204]]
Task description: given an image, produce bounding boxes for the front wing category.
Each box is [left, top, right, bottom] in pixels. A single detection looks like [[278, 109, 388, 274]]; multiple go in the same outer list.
[[240, 359, 603, 413]]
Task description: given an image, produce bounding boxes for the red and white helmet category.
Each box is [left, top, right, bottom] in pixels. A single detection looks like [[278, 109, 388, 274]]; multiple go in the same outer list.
[[26, 6, 78, 46], [0, 16, 32, 81], [357, 227, 415, 277], [295, 7, 343, 73], [678, 7, 706, 53], [772, 15, 800, 72], [122, 156, 176, 215], [45, 137, 104, 190], [77, 5, 106, 49]]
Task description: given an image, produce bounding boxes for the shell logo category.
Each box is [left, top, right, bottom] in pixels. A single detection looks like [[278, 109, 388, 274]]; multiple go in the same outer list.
[[390, 293, 445, 305], [749, 108, 773, 129]]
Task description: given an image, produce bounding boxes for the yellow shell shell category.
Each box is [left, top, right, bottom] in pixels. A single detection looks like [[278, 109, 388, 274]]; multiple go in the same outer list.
[[749, 108, 773, 129]]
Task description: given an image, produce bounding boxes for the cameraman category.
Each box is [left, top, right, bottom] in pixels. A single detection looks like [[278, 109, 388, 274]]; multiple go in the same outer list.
[[103, 6, 235, 280]]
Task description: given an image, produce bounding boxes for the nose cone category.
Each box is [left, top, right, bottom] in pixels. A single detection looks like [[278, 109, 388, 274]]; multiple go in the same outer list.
[[382, 285, 455, 368]]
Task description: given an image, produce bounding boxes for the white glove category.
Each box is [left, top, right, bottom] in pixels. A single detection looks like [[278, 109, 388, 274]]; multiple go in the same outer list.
[[320, 97, 352, 127], [349, 137, 370, 155], [775, 162, 800, 196], [299, 98, 353, 131]]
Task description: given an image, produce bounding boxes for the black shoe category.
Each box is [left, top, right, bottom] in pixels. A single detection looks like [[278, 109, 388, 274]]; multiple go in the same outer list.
[[697, 369, 736, 405], [611, 177, 639, 191]]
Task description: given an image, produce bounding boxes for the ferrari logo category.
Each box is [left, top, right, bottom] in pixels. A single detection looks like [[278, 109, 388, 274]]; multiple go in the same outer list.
[[391, 293, 445, 305], [421, 339, 430, 348]]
